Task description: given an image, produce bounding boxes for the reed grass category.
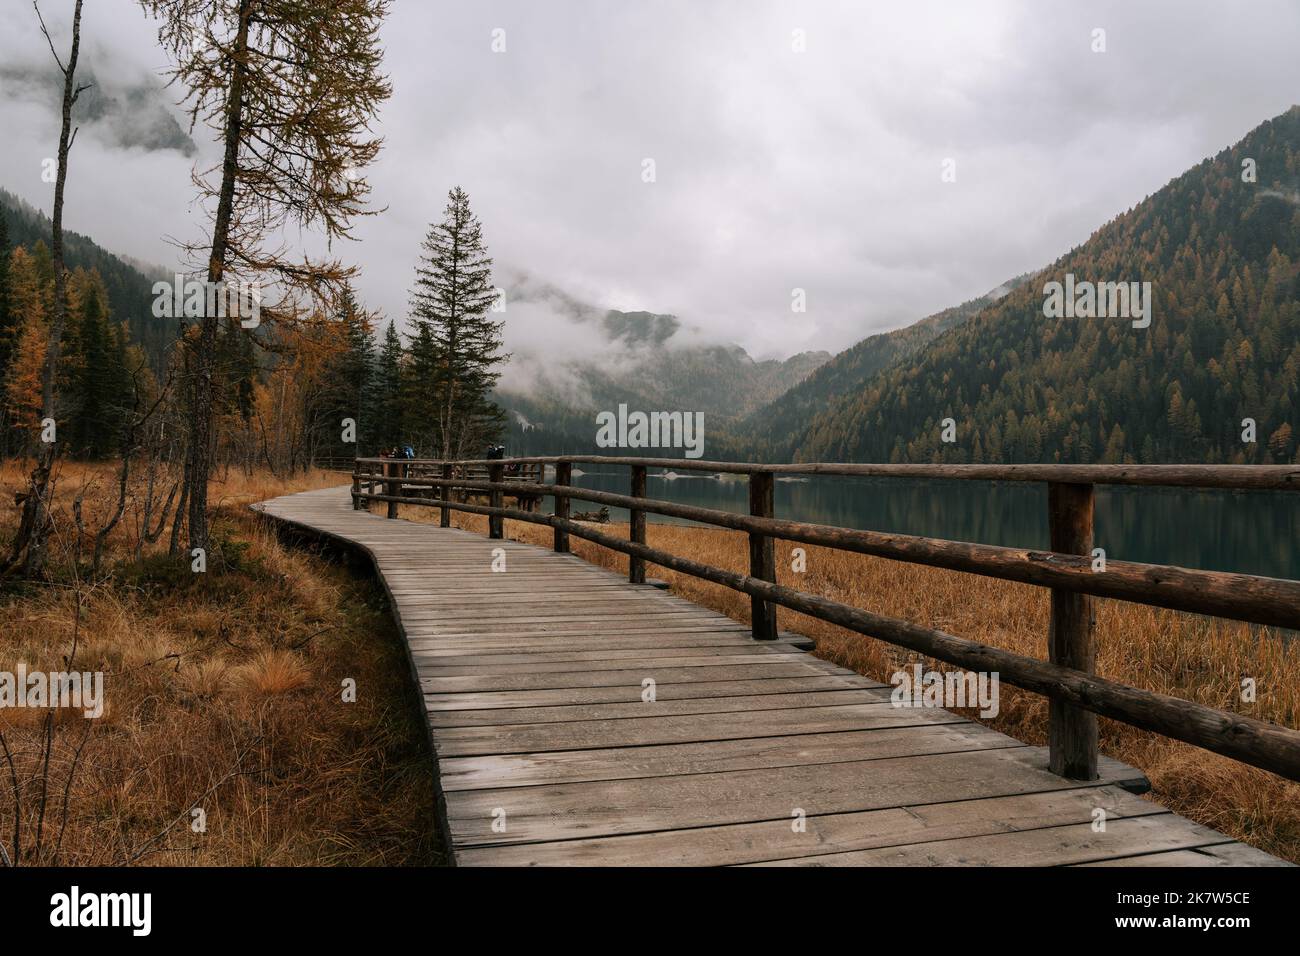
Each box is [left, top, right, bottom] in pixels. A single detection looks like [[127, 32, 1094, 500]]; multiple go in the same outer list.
[[0, 462, 441, 866]]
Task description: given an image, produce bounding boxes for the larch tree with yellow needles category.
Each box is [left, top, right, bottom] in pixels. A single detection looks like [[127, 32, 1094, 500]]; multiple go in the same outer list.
[[139, 0, 392, 555]]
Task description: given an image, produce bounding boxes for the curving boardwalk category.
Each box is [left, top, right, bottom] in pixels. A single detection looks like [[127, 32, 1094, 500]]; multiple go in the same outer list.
[[254, 486, 1289, 866]]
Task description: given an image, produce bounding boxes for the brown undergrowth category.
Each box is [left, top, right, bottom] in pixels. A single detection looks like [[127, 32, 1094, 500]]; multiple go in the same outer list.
[[0, 463, 442, 866]]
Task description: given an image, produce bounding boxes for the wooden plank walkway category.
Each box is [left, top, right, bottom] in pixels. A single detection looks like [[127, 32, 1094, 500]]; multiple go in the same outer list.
[[254, 486, 1290, 867]]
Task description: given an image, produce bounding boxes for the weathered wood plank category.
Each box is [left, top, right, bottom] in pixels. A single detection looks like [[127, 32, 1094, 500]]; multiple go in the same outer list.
[[418, 652, 811, 676], [434, 700, 975, 757], [1077, 843, 1295, 867], [752, 814, 1234, 867], [455, 784, 1163, 866], [425, 688, 890, 728], [443, 747, 1149, 846], [424, 675, 880, 711], [440, 722, 1020, 789], [421, 661, 866, 694], [409, 642, 806, 664]]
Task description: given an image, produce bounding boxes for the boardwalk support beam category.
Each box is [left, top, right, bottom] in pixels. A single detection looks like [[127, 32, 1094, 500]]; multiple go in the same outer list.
[[1048, 482, 1098, 780]]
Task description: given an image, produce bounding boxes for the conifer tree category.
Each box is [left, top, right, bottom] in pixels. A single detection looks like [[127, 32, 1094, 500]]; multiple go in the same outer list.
[[408, 187, 508, 460], [372, 319, 403, 452], [2, 248, 48, 441], [402, 320, 437, 455], [67, 270, 128, 457], [318, 287, 375, 458]]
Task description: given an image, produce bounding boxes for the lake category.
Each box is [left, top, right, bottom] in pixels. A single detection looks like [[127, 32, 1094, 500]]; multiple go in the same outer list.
[[544, 468, 1300, 581]]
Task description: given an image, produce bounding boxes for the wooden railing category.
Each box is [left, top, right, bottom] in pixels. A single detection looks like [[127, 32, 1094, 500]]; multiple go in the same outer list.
[[351, 455, 1300, 783], [313, 456, 360, 473]]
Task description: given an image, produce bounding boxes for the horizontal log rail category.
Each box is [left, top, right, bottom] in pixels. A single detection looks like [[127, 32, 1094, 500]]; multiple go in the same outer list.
[[362, 474, 1300, 630], [352, 456, 1300, 783], [355, 455, 1300, 490]]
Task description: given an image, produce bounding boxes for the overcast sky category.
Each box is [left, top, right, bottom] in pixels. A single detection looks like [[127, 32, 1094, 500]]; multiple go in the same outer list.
[[2, 0, 1298, 364]]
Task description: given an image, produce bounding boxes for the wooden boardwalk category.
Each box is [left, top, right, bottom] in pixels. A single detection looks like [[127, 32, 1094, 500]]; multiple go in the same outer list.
[[255, 486, 1289, 866]]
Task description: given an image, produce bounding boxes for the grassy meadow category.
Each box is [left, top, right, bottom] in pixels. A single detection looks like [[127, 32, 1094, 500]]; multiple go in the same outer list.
[[0, 462, 441, 866]]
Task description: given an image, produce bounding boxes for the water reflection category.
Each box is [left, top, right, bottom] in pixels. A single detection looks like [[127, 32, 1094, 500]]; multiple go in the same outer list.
[[544, 469, 1299, 580]]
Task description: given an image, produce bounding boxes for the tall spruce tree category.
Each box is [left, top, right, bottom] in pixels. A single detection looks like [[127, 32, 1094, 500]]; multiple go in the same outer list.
[[372, 319, 403, 453], [69, 271, 125, 457], [408, 187, 507, 460], [319, 287, 375, 458], [402, 320, 437, 455]]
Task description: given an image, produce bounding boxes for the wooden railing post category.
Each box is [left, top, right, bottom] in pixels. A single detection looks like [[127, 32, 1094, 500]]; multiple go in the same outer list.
[[351, 462, 361, 510], [488, 463, 504, 539], [629, 465, 647, 584], [440, 463, 452, 527], [553, 461, 571, 552], [748, 472, 777, 640], [1047, 481, 1098, 780], [385, 461, 399, 519]]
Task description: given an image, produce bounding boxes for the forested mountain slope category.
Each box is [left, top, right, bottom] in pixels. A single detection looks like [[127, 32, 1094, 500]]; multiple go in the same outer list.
[[792, 106, 1300, 465], [1, 188, 171, 368], [726, 277, 1027, 461]]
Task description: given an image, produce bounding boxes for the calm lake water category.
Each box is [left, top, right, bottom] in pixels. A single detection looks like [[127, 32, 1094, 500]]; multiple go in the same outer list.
[[544, 468, 1300, 581]]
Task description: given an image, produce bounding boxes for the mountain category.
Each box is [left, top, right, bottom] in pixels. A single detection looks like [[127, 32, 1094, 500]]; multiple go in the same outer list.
[[495, 278, 830, 455], [0, 64, 196, 156], [718, 277, 1029, 461], [0, 188, 174, 368], [785, 106, 1300, 465]]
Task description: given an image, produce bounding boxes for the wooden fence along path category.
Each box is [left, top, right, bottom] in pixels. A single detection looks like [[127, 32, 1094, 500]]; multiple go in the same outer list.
[[255, 476, 1294, 867]]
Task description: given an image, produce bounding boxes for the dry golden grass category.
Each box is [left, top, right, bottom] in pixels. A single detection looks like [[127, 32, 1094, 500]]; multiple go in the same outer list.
[[398, 503, 1300, 864], [0, 460, 442, 866]]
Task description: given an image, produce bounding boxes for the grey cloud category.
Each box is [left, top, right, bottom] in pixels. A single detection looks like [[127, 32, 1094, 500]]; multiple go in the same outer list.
[[2, 0, 1297, 364]]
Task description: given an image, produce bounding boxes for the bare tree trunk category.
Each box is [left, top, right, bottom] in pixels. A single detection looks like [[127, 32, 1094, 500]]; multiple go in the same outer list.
[[91, 450, 132, 575], [169, 460, 189, 558], [3, 1, 88, 579], [186, 0, 251, 556]]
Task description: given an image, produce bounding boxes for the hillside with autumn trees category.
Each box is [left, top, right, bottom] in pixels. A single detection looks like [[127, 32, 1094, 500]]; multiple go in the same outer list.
[[0, 205, 144, 459], [773, 107, 1300, 466], [715, 277, 1028, 461]]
